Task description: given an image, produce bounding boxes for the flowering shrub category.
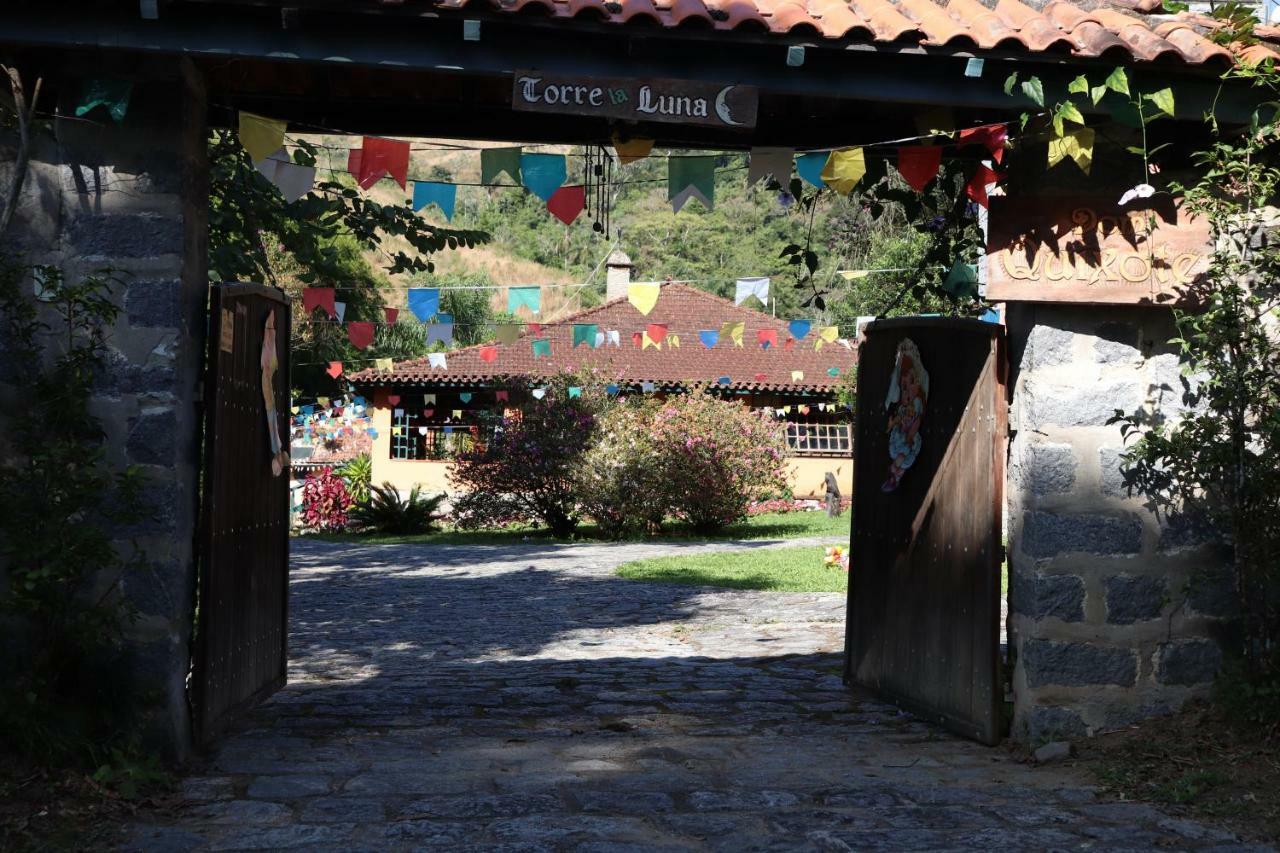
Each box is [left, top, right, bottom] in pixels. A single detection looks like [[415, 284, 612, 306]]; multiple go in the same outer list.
[[577, 400, 669, 538], [824, 545, 850, 572], [450, 380, 602, 536], [747, 497, 852, 516], [649, 391, 790, 534], [302, 467, 353, 531]]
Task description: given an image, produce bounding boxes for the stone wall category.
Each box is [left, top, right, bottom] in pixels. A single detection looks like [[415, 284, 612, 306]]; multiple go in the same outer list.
[[0, 59, 207, 758], [1006, 303, 1236, 742]]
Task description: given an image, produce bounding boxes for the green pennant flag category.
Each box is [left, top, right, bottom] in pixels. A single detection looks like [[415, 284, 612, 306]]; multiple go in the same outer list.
[[942, 260, 979, 299], [508, 286, 541, 315], [532, 338, 552, 359], [668, 155, 715, 213], [75, 78, 133, 124], [572, 323, 598, 349], [482, 147, 522, 185]]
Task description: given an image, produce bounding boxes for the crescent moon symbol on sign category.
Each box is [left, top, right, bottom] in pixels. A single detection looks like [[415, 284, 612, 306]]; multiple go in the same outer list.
[[714, 86, 744, 127]]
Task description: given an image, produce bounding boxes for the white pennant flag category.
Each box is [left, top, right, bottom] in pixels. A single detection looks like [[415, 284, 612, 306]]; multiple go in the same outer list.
[[427, 353, 447, 369], [606, 329, 621, 347], [255, 147, 316, 202], [594, 331, 606, 348], [748, 147, 794, 187], [734, 276, 770, 307], [334, 301, 346, 322]]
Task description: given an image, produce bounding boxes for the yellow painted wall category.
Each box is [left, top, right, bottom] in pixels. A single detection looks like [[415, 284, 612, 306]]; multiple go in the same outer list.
[[787, 456, 853, 499]]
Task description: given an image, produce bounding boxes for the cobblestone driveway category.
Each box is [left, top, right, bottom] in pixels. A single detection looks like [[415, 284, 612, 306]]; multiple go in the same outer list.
[[125, 538, 1258, 851]]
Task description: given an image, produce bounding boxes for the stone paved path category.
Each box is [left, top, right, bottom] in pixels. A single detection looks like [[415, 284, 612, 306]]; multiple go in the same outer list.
[[125, 537, 1260, 852]]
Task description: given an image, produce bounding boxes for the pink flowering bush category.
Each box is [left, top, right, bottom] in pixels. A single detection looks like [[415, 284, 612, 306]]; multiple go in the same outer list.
[[650, 391, 790, 534], [302, 467, 353, 531], [577, 400, 669, 538]]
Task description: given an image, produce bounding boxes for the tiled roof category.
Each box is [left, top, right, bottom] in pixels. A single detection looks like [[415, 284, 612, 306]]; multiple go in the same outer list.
[[421, 0, 1273, 66], [350, 283, 857, 392]]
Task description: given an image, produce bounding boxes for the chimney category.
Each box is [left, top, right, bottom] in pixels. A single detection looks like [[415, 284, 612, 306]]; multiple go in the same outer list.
[[605, 249, 633, 303]]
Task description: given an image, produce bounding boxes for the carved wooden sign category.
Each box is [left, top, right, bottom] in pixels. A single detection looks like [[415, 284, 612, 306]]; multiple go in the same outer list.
[[512, 71, 758, 129], [986, 196, 1211, 305]]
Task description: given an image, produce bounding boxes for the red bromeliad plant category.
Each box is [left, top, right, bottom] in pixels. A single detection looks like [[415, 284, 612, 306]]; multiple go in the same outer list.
[[649, 390, 790, 533], [302, 466, 353, 531]]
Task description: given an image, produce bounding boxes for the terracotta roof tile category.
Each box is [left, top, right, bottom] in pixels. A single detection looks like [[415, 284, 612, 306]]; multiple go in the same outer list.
[[350, 283, 857, 392], [344, 0, 1277, 66]]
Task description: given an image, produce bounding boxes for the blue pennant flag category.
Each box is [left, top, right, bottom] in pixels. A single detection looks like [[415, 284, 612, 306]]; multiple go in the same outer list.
[[698, 330, 719, 349], [408, 288, 440, 322], [796, 152, 829, 189], [788, 319, 812, 340], [459, 392, 472, 403], [412, 182, 457, 221], [606, 384, 620, 396], [716, 376, 731, 386], [520, 153, 567, 202]]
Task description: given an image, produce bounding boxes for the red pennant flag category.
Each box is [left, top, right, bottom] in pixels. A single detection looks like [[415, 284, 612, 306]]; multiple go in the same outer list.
[[632, 331, 644, 348], [646, 323, 669, 344], [479, 345, 498, 363], [302, 287, 337, 319], [347, 321, 375, 350], [347, 148, 363, 176], [897, 146, 943, 192], [388, 394, 401, 406], [958, 123, 1008, 164], [757, 329, 778, 349], [326, 361, 343, 379], [784, 338, 795, 351], [965, 164, 1000, 209], [495, 390, 509, 402], [547, 185, 586, 225], [754, 372, 767, 382], [354, 136, 410, 190], [423, 408, 434, 418], [384, 307, 399, 325], [528, 323, 543, 337], [800, 404, 810, 415]]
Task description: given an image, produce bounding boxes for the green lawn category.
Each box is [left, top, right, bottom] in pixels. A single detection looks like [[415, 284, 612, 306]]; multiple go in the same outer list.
[[616, 545, 849, 593], [300, 509, 852, 547]]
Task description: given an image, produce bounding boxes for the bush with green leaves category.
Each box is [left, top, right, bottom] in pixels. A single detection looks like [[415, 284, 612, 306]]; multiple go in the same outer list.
[[337, 454, 373, 506], [576, 399, 669, 538], [350, 482, 446, 535]]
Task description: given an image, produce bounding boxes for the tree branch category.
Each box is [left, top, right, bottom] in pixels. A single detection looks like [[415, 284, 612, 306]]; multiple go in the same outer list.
[[1, 66, 41, 240]]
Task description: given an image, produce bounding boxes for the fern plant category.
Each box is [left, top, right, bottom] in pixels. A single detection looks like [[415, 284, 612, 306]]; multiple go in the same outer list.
[[350, 482, 446, 535], [337, 453, 373, 506]]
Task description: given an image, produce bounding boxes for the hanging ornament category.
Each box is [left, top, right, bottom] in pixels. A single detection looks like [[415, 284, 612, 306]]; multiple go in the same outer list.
[[583, 144, 614, 237]]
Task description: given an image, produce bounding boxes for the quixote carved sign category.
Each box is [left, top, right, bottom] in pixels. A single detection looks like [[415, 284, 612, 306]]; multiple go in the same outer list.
[[986, 196, 1210, 305], [512, 71, 758, 129]]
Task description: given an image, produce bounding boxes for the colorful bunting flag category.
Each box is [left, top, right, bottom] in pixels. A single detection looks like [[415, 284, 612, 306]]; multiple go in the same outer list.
[[748, 147, 794, 186], [627, 283, 660, 315], [347, 322, 375, 350], [428, 353, 447, 369], [717, 376, 731, 386], [820, 148, 866, 195], [958, 123, 1008, 164], [460, 393, 473, 403], [734, 276, 770, 307], [606, 329, 621, 347], [757, 329, 778, 349], [547, 186, 586, 225], [384, 307, 399, 325], [612, 135, 654, 165], [699, 329, 719, 349], [668, 156, 715, 212], [326, 361, 344, 379], [508, 286, 541, 316], [646, 323, 669, 345], [965, 164, 1000, 209], [814, 326, 839, 350], [641, 381, 655, 393], [496, 390, 509, 401], [641, 332, 661, 350], [413, 182, 457, 220], [528, 323, 544, 337], [568, 386, 582, 399], [353, 136, 411, 190], [668, 334, 680, 349], [255, 148, 316, 202], [426, 322, 453, 346], [333, 301, 347, 322], [481, 147, 522, 184], [795, 152, 829, 189], [495, 324, 521, 345], [827, 367, 841, 377], [788, 319, 811, 340], [791, 370, 805, 382], [897, 146, 942, 192], [238, 112, 287, 162], [1047, 127, 1095, 175], [572, 323, 598, 349], [76, 78, 133, 124], [720, 320, 745, 347], [520, 153, 567, 201], [532, 338, 552, 358], [606, 384, 620, 395], [407, 288, 439, 322], [942, 259, 980, 299], [532, 387, 547, 399], [302, 287, 337, 319], [480, 345, 498, 363], [754, 373, 768, 382], [375, 358, 393, 371]]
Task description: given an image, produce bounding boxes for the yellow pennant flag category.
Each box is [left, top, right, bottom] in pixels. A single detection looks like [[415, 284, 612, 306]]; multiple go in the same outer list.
[[642, 332, 662, 350], [375, 358, 393, 372], [316, 396, 330, 408], [1047, 127, 1095, 175], [290, 406, 300, 415], [668, 334, 680, 349], [238, 111, 288, 162], [494, 324, 521, 345], [814, 325, 839, 350], [452, 409, 463, 419], [612, 135, 654, 165], [720, 320, 745, 347], [791, 370, 805, 382], [628, 283, 660, 315], [820, 148, 866, 195], [784, 405, 794, 413], [424, 394, 436, 404], [392, 426, 402, 436], [838, 270, 870, 280]]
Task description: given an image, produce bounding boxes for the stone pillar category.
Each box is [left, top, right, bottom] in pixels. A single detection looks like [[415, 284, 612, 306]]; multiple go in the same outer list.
[[604, 248, 633, 302], [1006, 303, 1235, 741], [0, 59, 208, 759]]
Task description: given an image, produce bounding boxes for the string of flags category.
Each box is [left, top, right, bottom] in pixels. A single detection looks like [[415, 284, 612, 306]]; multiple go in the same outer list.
[[290, 395, 379, 443]]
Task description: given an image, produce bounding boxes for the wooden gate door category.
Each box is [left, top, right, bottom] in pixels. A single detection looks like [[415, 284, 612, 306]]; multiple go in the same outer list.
[[844, 317, 1006, 745], [192, 283, 291, 743]]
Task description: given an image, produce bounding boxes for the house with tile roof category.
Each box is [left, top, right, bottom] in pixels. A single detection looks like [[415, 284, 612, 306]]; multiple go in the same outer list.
[[350, 281, 858, 498]]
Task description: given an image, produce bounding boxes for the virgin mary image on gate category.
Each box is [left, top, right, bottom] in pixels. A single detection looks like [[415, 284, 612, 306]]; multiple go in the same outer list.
[[261, 310, 289, 477], [882, 338, 929, 493]]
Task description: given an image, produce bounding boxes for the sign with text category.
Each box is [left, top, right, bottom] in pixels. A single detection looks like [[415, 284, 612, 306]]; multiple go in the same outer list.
[[986, 196, 1210, 305], [512, 71, 758, 129]]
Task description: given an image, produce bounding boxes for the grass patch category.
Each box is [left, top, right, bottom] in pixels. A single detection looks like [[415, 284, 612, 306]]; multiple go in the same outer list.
[[300, 510, 852, 547], [616, 544, 849, 593]]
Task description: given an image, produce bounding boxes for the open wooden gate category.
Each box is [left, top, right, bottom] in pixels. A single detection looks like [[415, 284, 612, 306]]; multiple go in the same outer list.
[[844, 317, 1006, 745], [191, 283, 291, 743]]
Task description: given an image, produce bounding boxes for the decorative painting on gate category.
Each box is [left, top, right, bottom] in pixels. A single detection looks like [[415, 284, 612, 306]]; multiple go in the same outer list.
[[882, 338, 929, 493]]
